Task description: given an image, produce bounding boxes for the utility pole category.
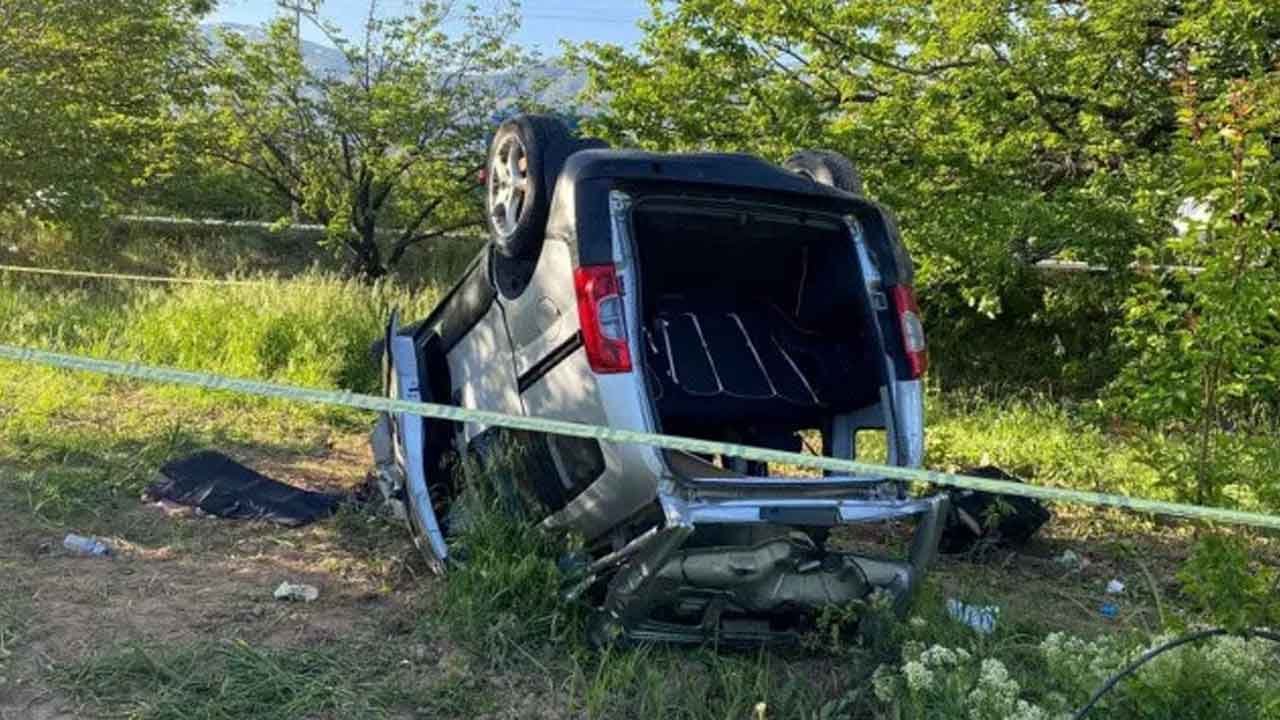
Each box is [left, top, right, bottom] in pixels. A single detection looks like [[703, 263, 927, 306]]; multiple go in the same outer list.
[[292, 1, 300, 222], [278, 0, 304, 222]]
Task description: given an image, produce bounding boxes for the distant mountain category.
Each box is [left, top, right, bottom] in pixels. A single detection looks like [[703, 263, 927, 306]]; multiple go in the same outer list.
[[201, 23, 350, 78], [198, 23, 587, 109], [490, 59, 588, 108]]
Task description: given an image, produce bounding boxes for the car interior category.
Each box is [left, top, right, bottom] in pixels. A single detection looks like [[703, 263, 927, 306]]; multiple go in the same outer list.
[[631, 198, 888, 446]]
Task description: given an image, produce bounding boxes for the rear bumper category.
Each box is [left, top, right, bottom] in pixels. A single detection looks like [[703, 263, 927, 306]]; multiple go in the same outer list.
[[577, 467, 950, 644]]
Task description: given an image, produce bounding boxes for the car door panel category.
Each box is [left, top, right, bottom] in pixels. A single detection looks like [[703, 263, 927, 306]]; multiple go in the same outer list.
[[445, 302, 524, 443], [501, 238, 580, 380]]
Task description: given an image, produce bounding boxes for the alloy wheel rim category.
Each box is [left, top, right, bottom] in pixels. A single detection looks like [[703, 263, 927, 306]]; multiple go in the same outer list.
[[488, 134, 529, 237]]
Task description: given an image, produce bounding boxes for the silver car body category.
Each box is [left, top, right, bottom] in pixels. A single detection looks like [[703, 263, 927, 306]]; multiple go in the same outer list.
[[375, 148, 946, 643]]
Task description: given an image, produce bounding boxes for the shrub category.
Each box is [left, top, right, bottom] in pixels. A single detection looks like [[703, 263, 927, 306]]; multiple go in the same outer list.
[[871, 631, 1280, 720], [1105, 38, 1280, 508], [1177, 533, 1280, 632]]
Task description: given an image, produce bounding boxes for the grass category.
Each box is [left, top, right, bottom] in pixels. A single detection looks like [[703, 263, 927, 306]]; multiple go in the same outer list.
[[53, 639, 446, 720], [0, 578, 31, 682], [2, 225, 1278, 719], [0, 274, 433, 394], [0, 211, 482, 287], [0, 266, 445, 532], [925, 392, 1166, 499]]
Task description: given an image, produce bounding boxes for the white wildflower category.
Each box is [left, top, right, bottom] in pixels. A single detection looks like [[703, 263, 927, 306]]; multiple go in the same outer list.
[[871, 664, 898, 703], [1203, 635, 1268, 688], [967, 658, 1023, 720], [901, 640, 926, 663], [902, 660, 935, 692], [1006, 699, 1051, 720], [920, 644, 961, 668], [977, 658, 1012, 689]]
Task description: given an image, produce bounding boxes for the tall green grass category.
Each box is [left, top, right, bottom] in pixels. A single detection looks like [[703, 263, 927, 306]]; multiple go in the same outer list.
[[925, 392, 1165, 499], [0, 272, 445, 528], [54, 639, 442, 720], [1, 274, 438, 393]]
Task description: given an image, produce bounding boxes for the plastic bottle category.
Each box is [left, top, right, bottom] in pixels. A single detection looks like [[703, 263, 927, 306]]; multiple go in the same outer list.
[[63, 533, 112, 557]]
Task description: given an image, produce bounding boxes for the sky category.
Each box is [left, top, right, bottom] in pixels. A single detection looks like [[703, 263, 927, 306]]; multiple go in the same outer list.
[[208, 0, 652, 53]]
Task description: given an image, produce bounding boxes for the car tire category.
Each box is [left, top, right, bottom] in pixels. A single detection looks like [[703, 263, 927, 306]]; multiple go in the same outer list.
[[486, 114, 573, 259], [784, 150, 863, 195]]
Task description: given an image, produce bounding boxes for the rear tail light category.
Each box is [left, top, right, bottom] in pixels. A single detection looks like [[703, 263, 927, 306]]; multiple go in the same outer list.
[[890, 285, 928, 378], [574, 264, 632, 373]]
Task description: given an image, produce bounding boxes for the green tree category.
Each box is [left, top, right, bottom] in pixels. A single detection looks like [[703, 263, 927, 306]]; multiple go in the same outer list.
[[572, 1, 1280, 510], [191, 1, 533, 278], [1107, 2, 1280, 508], [570, 1, 1194, 312], [0, 0, 203, 223]]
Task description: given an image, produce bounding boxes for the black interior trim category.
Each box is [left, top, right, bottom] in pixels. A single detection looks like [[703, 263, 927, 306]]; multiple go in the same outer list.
[[517, 331, 584, 393], [427, 248, 498, 353]]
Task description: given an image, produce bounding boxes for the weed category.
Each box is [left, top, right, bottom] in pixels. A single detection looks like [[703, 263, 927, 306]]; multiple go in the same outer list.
[[432, 450, 582, 661], [868, 629, 1280, 720], [0, 578, 31, 682], [54, 639, 446, 720], [1177, 533, 1280, 631], [924, 390, 1168, 504]]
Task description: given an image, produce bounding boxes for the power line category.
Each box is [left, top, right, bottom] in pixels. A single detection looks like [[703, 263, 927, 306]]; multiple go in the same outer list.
[[522, 12, 643, 25], [0, 263, 274, 287]]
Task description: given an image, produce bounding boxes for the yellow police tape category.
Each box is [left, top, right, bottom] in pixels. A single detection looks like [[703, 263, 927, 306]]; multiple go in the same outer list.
[[2, 343, 1277, 531]]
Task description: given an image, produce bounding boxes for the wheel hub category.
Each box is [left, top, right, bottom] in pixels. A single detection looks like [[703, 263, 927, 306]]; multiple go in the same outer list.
[[488, 135, 529, 237]]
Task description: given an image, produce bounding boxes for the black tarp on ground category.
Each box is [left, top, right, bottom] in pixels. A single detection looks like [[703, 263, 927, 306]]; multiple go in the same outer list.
[[145, 450, 343, 526], [939, 466, 1052, 554]]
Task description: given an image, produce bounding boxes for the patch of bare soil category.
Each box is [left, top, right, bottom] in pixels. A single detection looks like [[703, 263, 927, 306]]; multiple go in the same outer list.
[[0, 438, 435, 719]]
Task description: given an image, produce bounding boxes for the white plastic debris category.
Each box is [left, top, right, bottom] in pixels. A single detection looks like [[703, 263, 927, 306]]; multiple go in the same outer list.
[[1106, 578, 1126, 595], [946, 598, 999, 635], [63, 533, 112, 557], [1055, 549, 1088, 570], [273, 581, 319, 602]]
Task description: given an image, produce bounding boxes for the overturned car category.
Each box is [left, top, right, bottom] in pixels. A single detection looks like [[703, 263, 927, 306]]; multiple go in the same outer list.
[[370, 115, 949, 645]]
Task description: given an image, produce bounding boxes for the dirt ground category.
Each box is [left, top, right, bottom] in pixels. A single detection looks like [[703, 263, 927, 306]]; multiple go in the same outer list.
[[0, 434, 437, 719], [0, 432, 1217, 719]]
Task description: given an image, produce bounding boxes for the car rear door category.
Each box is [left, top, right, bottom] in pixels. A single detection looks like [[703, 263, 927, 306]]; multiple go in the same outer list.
[[496, 238, 591, 415]]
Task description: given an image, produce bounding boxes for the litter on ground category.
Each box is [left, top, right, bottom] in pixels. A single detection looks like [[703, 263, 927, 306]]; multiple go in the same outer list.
[[62, 533, 111, 557], [273, 581, 320, 602], [1055, 549, 1088, 570], [946, 598, 1000, 635]]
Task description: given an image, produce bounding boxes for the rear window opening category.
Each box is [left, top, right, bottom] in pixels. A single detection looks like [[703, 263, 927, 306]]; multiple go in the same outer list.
[[630, 199, 891, 466]]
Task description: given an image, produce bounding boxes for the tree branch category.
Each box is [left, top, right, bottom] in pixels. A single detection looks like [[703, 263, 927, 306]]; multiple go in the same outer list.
[[204, 147, 305, 205], [386, 219, 481, 266], [778, 0, 977, 78]]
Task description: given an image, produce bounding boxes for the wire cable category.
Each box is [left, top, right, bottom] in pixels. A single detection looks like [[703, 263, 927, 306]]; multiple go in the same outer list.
[[1073, 627, 1280, 719]]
